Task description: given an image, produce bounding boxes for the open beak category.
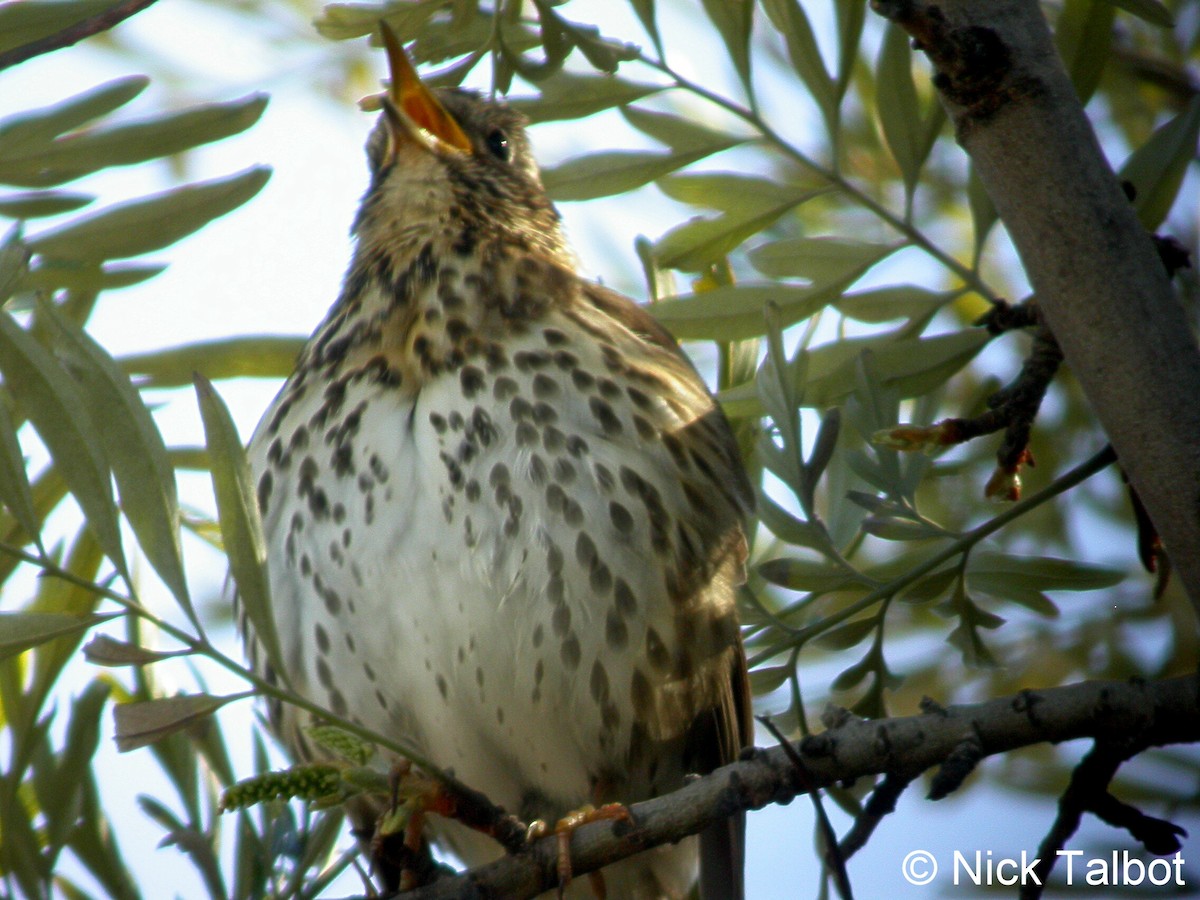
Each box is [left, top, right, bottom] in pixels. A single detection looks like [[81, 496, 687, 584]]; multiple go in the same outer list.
[[377, 23, 473, 156]]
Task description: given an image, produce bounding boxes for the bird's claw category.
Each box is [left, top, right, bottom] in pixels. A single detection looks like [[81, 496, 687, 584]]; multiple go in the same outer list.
[[528, 803, 633, 897]]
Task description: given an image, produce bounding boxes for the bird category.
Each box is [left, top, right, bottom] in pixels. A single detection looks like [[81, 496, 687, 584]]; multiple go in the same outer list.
[[236, 25, 753, 899]]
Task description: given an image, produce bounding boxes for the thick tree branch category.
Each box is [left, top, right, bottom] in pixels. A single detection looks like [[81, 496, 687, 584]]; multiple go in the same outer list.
[[872, 0, 1200, 612], [398, 676, 1198, 899]]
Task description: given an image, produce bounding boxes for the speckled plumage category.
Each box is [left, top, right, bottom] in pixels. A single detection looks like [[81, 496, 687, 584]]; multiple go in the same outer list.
[[238, 78, 752, 898]]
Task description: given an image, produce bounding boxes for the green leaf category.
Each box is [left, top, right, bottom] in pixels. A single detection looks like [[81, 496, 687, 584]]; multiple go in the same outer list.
[[653, 186, 828, 271], [47, 680, 111, 848], [748, 237, 898, 281], [120, 336, 305, 387], [315, 0, 442, 40], [0, 75, 146, 152], [508, 72, 664, 123], [877, 23, 923, 195], [658, 172, 804, 211], [756, 491, 826, 550], [834, 0, 866, 99], [0, 611, 118, 660], [1119, 95, 1200, 228], [0, 311, 126, 573], [629, 0, 663, 55], [0, 384, 42, 549], [194, 375, 286, 687], [113, 693, 243, 753], [900, 567, 959, 604], [749, 664, 792, 695], [968, 552, 1124, 591], [83, 635, 189, 667], [622, 106, 748, 153], [0, 95, 268, 189], [758, 557, 861, 592], [1105, 0, 1174, 26], [834, 285, 950, 323], [0, 224, 29, 300], [861, 515, 942, 541], [652, 283, 843, 340], [701, 0, 754, 96], [0, 191, 93, 218], [720, 328, 989, 416], [816, 617, 877, 650], [543, 144, 738, 202], [760, 0, 837, 134], [1056, 0, 1115, 103], [43, 302, 192, 619], [805, 329, 989, 407], [25, 260, 167, 293], [967, 163, 999, 255], [30, 167, 271, 262], [0, 0, 118, 55]]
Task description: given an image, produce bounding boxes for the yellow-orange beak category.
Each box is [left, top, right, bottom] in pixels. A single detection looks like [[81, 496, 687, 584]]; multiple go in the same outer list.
[[377, 23, 472, 156]]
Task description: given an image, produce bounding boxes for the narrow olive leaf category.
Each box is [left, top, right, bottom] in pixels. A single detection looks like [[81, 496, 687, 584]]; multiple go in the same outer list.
[[0, 224, 29, 300], [815, 617, 877, 650], [83, 635, 190, 667], [900, 567, 958, 604], [52, 679, 110, 841], [43, 302, 192, 620], [628, 0, 663, 56], [834, 0, 866, 98], [835, 285, 950, 323], [968, 552, 1124, 591], [9, 96, 270, 186], [29, 167, 271, 262], [758, 558, 861, 592], [876, 23, 923, 195], [805, 330, 989, 407], [1056, 0, 1115, 103], [0, 75, 147, 156], [968, 577, 1060, 617], [748, 237, 898, 281], [701, 0, 754, 96], [654, 189, 828, 272], [0, 0, 116, 53], [805, 407, 841, 490], [0, 311, 126, 573], [658, 172, 804, 211], [25, 260, 167, 293], [967, 163, 999, 255], [194, 375, 287, 687], [621, 106, 748, 154], [542, 145, 737, 202], [120, 336, 305, 387], [756, 491, 825, 550], [0, 611, 119, 660], [113, 693, 246, 752], [508, 72, 664, 123], [0, 191, 93, 218], [314, 0, 441, 39], [0, 386, 42, 550], [1106, 0, 1173, 27], [759, 0, 837, 132], [1119, 95, 1200, 228], [653, 282, 843, 340], [748, 664, 791, 696], [861, 515, 941, 541]]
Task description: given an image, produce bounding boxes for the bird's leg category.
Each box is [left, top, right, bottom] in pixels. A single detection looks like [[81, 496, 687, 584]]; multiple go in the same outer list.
[[527, 803, 634, 897]]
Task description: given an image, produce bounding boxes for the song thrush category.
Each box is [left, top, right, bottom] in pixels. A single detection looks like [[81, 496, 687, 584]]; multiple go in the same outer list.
[[238, 28, 752, 899]]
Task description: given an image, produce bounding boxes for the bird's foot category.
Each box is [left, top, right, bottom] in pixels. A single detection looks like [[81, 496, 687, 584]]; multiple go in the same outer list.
[[527, 803, 634, 898]]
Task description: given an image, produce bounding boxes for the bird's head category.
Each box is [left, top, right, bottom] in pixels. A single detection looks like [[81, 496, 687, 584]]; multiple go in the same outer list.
[[353, 26, 570, 266]]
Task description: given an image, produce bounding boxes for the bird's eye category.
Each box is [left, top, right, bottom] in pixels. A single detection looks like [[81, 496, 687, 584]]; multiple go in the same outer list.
[[486, 129, 510, 161]]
